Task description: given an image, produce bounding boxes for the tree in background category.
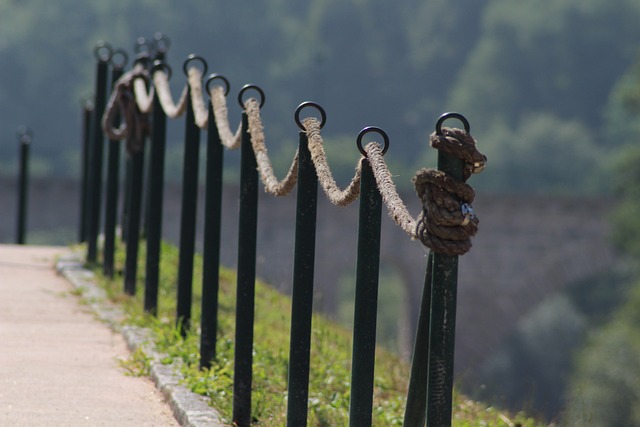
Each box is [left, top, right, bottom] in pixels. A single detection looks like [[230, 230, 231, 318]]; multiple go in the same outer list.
[[561, 55, 640, 423], [2, 0, 640, 195]]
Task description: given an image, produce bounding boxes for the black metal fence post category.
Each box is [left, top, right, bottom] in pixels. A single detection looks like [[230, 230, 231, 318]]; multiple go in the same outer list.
[[15, 127, 32, 245], [103, 49, 128, 278], [122, 54, 153, 296], [121, 152, 132, 243], [123, 137, 146, 295], [426, 113, 468, 426], [403, 252, 433, 427], [87, 42, 112, 263], [144, 61, 170, 315], [286, 102, 324, 427], [176, 55, 207, 335], [233, 84, 264, 427], [79, 101, 94, 243], [348, 127, 387, 427], [200, 74, 229, 369]]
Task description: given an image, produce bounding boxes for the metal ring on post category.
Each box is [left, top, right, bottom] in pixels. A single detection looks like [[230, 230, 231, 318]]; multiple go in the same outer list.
[[294, 101, 326, 130], [81, 97, 95, 111], [357, 126, 389, 157], [435, 112, 470, 136], [183, 54, 208, 77], [206, 74, 230, 97], [93, 42, 113, 63], [134, 37, 152, 55], [153, 32, 171, 53], [17, 126, 33, 144], [110, 49, 129, 70], [152, 60, 172, 80], [238, 84, 265, 109]]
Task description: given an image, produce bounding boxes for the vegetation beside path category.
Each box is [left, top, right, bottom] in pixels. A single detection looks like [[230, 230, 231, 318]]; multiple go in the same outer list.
[[85, 242, 544, 426]]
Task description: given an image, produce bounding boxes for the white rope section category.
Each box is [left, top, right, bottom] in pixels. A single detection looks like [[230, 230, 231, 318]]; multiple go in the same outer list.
[[303, 117, 362, 206], [152, 69, 188, 118], [245, 98, 299, 196], [187, 67, 209, 128], [363, 142, 418, 238], [132, 63, 153, 114], [209, 86, 242, 149]]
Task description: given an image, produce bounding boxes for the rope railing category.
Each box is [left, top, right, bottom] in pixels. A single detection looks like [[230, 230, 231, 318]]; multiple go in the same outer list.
[[90, 44, 487, 427], [104, 61, 484, 253]]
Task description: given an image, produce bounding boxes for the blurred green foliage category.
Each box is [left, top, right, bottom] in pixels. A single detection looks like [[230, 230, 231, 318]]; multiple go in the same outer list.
[[1, 0, 640, 194], [560, 51, 640, 424]]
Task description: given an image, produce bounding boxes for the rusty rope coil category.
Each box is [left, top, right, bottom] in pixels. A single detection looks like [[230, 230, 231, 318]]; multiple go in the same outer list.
[[413, 127, 486, 255], [102, 65, 150, 153]]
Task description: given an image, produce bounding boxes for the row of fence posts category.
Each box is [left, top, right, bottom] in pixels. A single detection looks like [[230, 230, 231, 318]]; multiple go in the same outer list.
[[78, 37, 464, 427]]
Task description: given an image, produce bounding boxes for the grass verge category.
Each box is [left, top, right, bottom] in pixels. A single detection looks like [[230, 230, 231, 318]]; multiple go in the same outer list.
[[88, 241, 544, 426]]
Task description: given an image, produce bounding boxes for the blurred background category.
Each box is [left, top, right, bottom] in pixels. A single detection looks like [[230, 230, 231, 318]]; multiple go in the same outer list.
[[2, 0, 640, 424]]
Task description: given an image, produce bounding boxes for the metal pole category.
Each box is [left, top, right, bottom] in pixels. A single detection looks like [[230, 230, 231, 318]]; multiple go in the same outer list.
[[348, 127, 387, 427], [103, 50, 127, 278], [233, 84, 263, 427], [144, 61, 169, 316], [200, 75, 228, 369], [79, 102, 94, 243], [176, 54, 206, 335], [121, 154, 132, 243], [402, 252, 433, 427], [87, 42, 112, 263], [123, 139, 145, 295], [15, 127, 32, 245], [426, 115, 467, 426], [286, 103, 324, 426]]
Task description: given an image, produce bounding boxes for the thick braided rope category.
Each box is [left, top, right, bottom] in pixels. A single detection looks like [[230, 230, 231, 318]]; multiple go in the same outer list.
[[208, 86, 242, 149], [152, 69, 188, 118], [303, 117, 362, 206], [186, 67, 209, 128], [245, 98, 299, 196], [363, 142, 418, 237], [132, 63, 154, 114], [413, 127, 485, 255]]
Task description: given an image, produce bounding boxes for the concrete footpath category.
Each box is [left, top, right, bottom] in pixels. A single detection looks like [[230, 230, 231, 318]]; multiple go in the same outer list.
[[0, 244, 222, 427]]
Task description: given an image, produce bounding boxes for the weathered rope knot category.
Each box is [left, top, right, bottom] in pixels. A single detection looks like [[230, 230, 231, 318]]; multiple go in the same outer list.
[[413, 126, 486, 255], [102, 66, 151, 154]]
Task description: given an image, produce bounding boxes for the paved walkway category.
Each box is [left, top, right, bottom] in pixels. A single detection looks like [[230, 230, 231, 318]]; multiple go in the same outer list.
[[0, 244, 181, 427]]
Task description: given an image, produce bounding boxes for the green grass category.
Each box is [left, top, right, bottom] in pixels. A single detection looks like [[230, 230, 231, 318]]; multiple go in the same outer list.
[[89, 241, 544, 426]]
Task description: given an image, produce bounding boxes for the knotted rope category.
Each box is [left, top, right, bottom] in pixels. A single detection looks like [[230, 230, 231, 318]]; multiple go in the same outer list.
[[102, 66, 150, 153], [348, 126, 485, 255], [413, 128, 485, 255]]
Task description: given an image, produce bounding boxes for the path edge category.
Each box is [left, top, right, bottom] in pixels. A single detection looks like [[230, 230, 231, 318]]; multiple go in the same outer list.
[[56, 253, 228, 427]]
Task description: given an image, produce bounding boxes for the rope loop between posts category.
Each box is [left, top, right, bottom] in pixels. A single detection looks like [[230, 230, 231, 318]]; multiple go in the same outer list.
[[244, 95, 299, 197], [302, 117, 362, 206]]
